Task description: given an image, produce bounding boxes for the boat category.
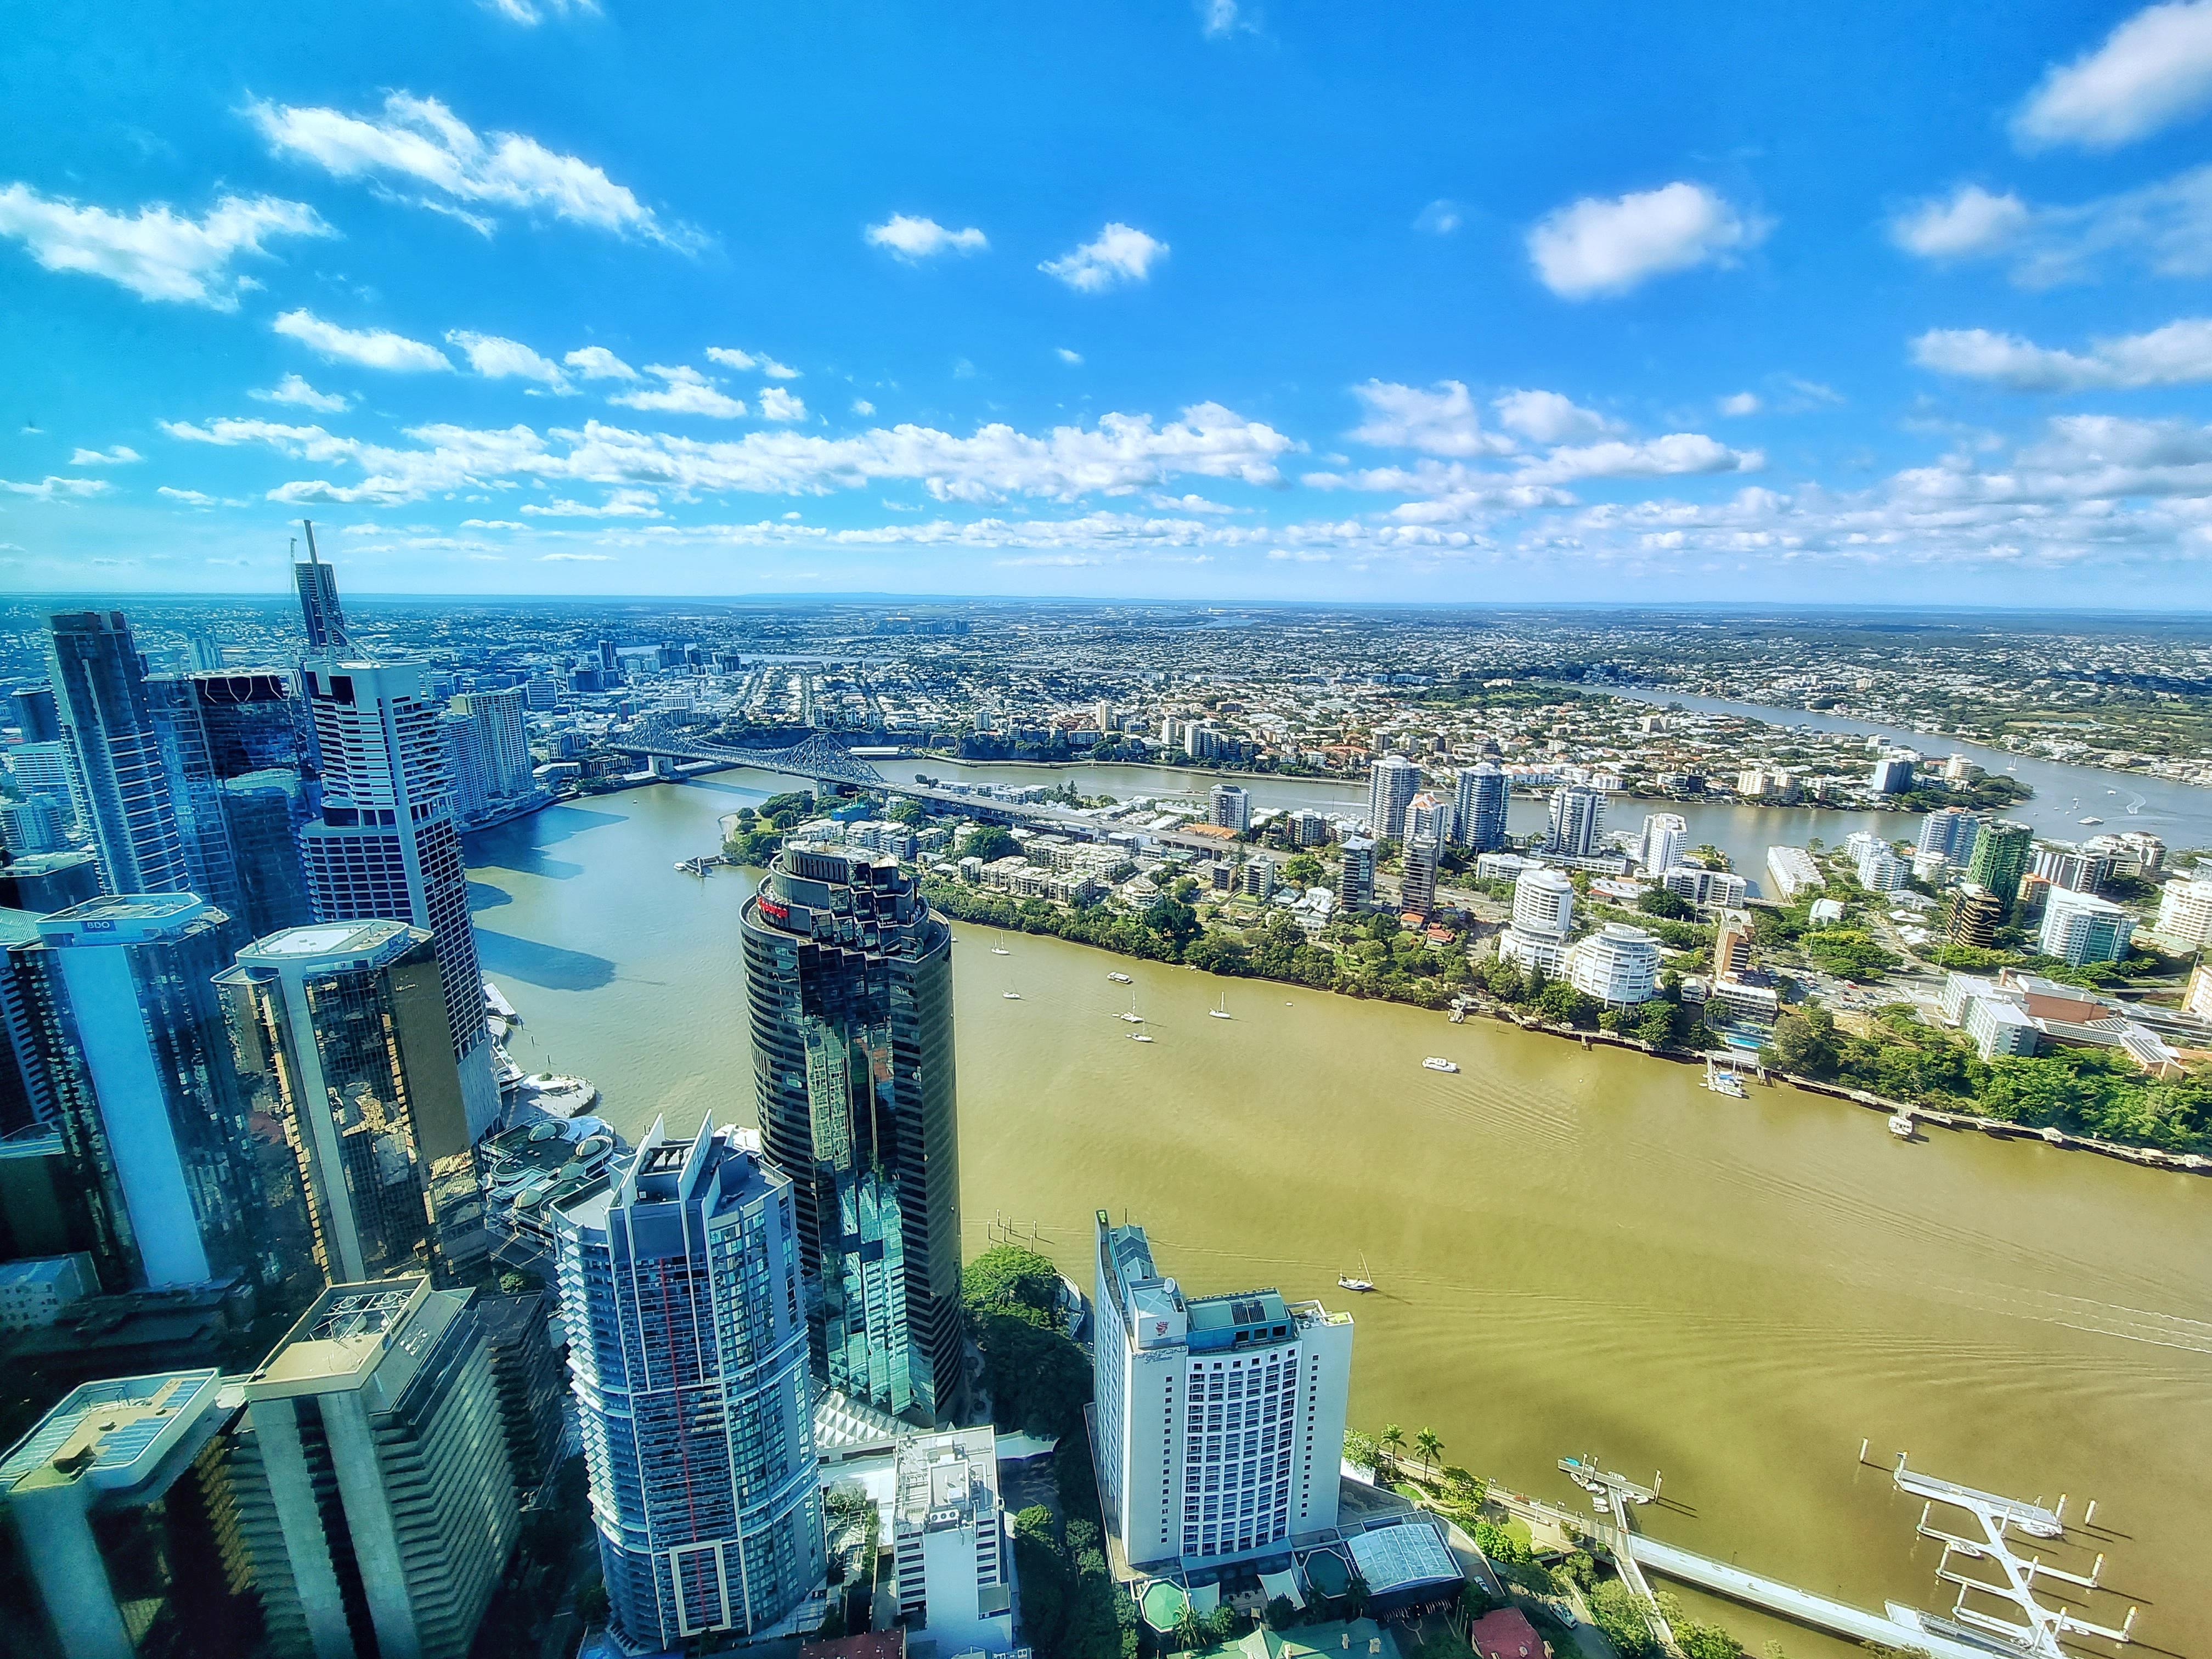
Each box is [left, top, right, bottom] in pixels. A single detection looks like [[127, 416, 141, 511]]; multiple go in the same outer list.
[[482, 978, 520, 1023], [1422, 1057, 1459, 1073], [1130, 1032, 1154, 1043], [1337, 1253, 1377, 1294], [1107, 972, 1133, 984], [2079, 816, 2102, 825], [1888, 1112, 1915, 1140], [1702, 1057, 1748, 1098], [990, 929, 1011, 956], [1119, 990, 1146, 1024], [1002, 991, 1022, 1000], [1209, 994, 1231, 1020]]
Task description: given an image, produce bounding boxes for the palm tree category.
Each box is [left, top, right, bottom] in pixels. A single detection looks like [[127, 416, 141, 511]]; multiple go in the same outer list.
[[1414, 1427, 1444, 1476], [1379, 1423, 1406, 1474]]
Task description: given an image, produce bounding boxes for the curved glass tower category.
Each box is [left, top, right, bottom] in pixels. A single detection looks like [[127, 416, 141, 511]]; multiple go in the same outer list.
[[739, 845, 962, 1425]]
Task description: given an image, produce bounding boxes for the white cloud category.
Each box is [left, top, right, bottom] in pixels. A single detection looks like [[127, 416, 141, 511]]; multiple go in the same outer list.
[[864, 214, 989, 261], [1268, 548, 1333, 562], [852, 398, 877, 416], [0, 185, 328, 308], [447, 329, 572, 390], [251, 373, 350, 411], [540, 551, 613, 561], [607, 364, 746, 419], [1413, 199, 1463, 236], [70, 445, 141, 467], [2014, 1, 2212, 150], [706, 347, 799, 379], [1889, 185, 2032, 259], [1527, 182, 1768, 299], [563, 346, 637, 381], [275, 309, 453, 372], [1349, 381, 1515, 458], [1198, 0, 1246, 37], [1912, 319, 2212, 391], [757, 386, 807, 422], [1513, 433, 1760, 486], [245, 92, 696, 248], [1492, 389, 1617, 445], [1, 476, 110, 501], [1887, 164, 2212, 288], [482, 0, 598, 23], [158, 486, 216, 505], [520, 489, 661, 518], [1057, 348, 1084, 365], [1040, 223, 1169, 292], [1719, 392, 1761, 416]]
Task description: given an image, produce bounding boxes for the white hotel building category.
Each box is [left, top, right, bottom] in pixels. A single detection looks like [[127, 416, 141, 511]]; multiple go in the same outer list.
[[1092, 1213, 1352, 1571]]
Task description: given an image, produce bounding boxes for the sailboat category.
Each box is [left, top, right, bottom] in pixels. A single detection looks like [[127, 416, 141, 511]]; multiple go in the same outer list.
[[1209, 993, 1231, 1020], [1119, 989, 1146, 1024], [1338, 1254, 1377, 1294], [990, 929, 1011, 956]]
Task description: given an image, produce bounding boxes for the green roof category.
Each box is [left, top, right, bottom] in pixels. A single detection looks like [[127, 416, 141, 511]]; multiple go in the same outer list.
[[1141, 1581, 1190, 1631]]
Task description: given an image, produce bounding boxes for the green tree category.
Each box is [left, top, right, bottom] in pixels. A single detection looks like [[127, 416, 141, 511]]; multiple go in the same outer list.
[[1762, 1006, 1840, 1076], [1379, 1423, 1406, 1471], [1637, 887, 1694, 920], [1265, 1595, 1299, 1631], [961, 1244, 1064, 1330], [1588, 1581, 1658, 1658], [1414, 1427, 1444, 1475], [960, 825, 1022, 864]]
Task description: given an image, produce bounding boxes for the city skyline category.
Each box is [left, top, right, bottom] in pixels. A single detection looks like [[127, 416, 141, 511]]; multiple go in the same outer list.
[[12, 5, 2212, 602]]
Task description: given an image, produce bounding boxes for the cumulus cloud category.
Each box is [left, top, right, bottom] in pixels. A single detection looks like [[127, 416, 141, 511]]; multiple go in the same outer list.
[[1912, 318, 2212, 391], [1198, 0, 1248, 37], [251, 373, 350, 411], [1040, 223, 1169, 292], [246, 92, 697, 247], [1413, 199, 1463, 236], [1, 476, 110, 501], [1057, 348, 1084, 365], [865, 214, 988, 261], [1348, 381, 1515, 457], [608, 364, 746, 419], [520, 489, 661, 518], [447, 329, 572, 390], [157, 486, 217, 505], [1492, 389, 1618, 445], [563, 346, 637, 381], [0, 185, 328, 308], [1889, 184, 2032, 259], [2014, 1, 2212, 150], [1527, 182, 1768, 299], [70, 445, 141, 467], [540, 551, 613, 561], [1513, 433, 1760, 486], [705, 346, 799, 379], [160, 401, 1296, 508], [1719, 392, 1761, 416], [481, 0, 597, 22], [275, 309, 452, 372], [757, 386, 807, 422], [852, 398, 876, 416]]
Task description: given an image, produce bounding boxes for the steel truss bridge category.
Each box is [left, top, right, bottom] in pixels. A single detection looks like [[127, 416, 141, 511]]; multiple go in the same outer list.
[[613, 716, 887, 787]]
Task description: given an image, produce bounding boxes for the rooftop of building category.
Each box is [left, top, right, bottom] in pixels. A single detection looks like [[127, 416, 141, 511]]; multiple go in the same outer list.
[[234, 918, 418, 967], [0, 1369, 225, 1503], [40, 893, 206, 932], [554, 1116, 774, 1232], [246, 1276, 453, 1401], [893, 1424, 998, 1533], [0, 1254, 89, 1289]]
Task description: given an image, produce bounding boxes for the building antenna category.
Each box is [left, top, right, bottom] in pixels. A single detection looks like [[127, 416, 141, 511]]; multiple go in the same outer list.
[[301, 518, 321, 563]]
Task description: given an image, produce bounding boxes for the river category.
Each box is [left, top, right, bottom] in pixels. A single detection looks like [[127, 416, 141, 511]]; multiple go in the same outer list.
[[467, 778, 2210, 1657]]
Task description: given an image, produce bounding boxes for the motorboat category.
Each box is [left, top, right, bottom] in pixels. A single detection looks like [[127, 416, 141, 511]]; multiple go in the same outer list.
[[2079, 816, 2102, 825], [1002, 991, 1022, 1000], [1209, 994, 1231, 1020], [1130, 1032, 1155, 1043], [1703, 1058, 1748, 1098], [1889, 1112, 1915, 1139], [1422, 1057, 1459, 1073], [517, 1073, 599, 1119], [1108, 972, 1133, 984]]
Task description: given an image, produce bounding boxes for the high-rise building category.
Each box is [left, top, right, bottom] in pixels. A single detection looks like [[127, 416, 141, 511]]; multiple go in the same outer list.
[[1452, 763, 1508, 852], [0, 909, 59, 1136], [2038, 889, 2136, 968], [1713, 912, 1755, 979], [1406, 791, 1450, 846], [0, 848, 100, 914], [1639, 812, 1686, 876], [555, 1119, 826, 1648], [1917, 806, 1982, 863], [1948, 883, 2005, 950], [30, 895, 282, 1291], [1566, 923, 1662, 1007], [182, 669, 308, 779], [143, 672, 247, 922], [1091, 1212, 1351, 1571], [219, 770, 317, 938], [1367, 755, 1421, 840], [297, 659, 498, 1139], [1207, 783, 1251, 834], [473, 1290, 567, 1499], [1854, 841, 1909, 894], [0, 795, 65, 854], [892, 1426, 1011, 1656], [10, 738, 80, 823], [1288, 809, 1333, 848], [1545, 784, 1604, 858], [1401, 834, 1440, 919], [1, 1368, 258, 1659], [46, 612, 189, 896], [740, 846, 962, 1423], [217, 920, 482, 1286], [1869, 752, 1917, 794], [439, 706, 495, 820], [1764, 844, 1822, 901], [1336, 835, 1375, 911], [2154, 877, 2212, 949], [11, 682, 60, 743], [224, 1277, 518, 1659], [1500, 864, 1575, 975], [292, 530, 348, 653], [452, 687, 533, 799], [1964, 820, 2034, 907], [2033, 845, 2111, 895]]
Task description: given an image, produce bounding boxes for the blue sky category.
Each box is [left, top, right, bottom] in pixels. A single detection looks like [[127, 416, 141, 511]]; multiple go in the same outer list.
[[7, 2, 2212, 602]]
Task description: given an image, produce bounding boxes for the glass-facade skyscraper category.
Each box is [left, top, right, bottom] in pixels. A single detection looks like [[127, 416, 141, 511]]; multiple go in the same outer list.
[[46, 612, 189, 896], [554, 1118, 826, 1649], [740, 845, 963, 1425], [218, 919, 481, 1286], [1454, 763, 1509, 851]]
